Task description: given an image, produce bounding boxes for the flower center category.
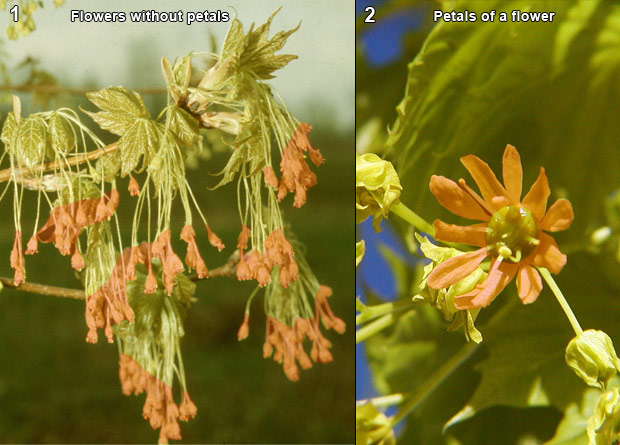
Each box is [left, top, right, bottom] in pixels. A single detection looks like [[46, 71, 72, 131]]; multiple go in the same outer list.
[[486, 206, 540, 262]]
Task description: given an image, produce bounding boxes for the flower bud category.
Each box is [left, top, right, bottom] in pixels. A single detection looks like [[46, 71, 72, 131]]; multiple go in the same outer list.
[[565, 329, 620, 388], [356, 153, 402, 232], [587, 387, 620, 445]]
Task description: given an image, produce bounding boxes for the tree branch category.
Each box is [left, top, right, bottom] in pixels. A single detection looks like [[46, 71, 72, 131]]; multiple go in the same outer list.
[[0, 277, 85, 299], [190, 250, 240, 281], [0, 142, 118, 183], [0, 84, 167, 95], [0, 251, 241, 300]]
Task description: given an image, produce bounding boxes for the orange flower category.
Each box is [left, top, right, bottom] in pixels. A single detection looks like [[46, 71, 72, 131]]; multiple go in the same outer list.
[[152, 230, 184, 294], [10, 230, 24, 285], [276, 122, 323, 208], [180, 225, 208, 279], [205, 223, 225, 251], [427, 145, 573, 309], [128, 174, 141, 197], [237, 312, 250, 341], [237, 224, 251, 251]]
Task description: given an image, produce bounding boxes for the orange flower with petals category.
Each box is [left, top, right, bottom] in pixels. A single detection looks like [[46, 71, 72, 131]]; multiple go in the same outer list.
[[427, 144, 574, 309]]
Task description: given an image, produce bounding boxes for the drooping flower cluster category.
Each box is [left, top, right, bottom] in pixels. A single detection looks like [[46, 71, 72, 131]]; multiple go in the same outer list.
[[160, 10, 323, 291], [83, 232, 134, 344], [83, 85, 226, 296], [238, 231, 345, 381], [36, 188, 119, 270], [115, 259, 197, 443], [272, 122, 323, 208], [1, 96, 110, 285], [236, 227, 298, 287], [427, 144, 574, 309], [261, 283, 345, 381], [119, 354, 197, 444]]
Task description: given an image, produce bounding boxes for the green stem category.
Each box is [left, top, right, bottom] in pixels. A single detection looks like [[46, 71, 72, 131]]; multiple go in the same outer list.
[[384, 298, 518, 429], [390, 341, 479, 426], [391, 202, 435, 237], [356, 299, 416, 325], [356, 313, 402, 344], [538, 267, 583, 335]]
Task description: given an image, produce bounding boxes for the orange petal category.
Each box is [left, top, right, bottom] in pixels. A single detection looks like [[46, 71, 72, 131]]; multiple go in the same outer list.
[[502, 145, 522, 205], [433, 220, 487, 247], [429, 175, 490, 221], [491, 195, 510, 209], [541, 199, 574, 232], [454, 261, 518, 309], [516, 264, 542, 304], [530, 232, 566, 274], [460, 154, 507, 208], [427, 247, 488, 289], [522, 167, 550, 221]]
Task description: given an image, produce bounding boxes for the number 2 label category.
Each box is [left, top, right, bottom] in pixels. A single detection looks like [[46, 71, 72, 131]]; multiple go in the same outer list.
[[364, 6, 376, 23]]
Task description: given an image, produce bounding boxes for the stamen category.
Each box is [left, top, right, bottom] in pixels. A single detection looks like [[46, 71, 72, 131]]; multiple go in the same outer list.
[[509, 250, 522, 263], [458, 178, 494, 215], [525, 235, 540, 246]]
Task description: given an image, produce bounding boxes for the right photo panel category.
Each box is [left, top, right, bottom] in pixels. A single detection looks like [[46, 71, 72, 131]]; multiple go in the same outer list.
[[356, 1, 620, 444]]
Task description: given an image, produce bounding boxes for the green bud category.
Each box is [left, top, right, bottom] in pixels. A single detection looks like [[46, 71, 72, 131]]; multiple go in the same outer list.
[[356, 240, 365, 268], [587, 387, 620, 445], [565, 329, 620, 388], [356, 403, 395, 445], [356, 153, 402, 232]]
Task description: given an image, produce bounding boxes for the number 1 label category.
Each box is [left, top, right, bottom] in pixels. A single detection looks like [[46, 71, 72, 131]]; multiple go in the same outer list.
[[10, 4, 19, 22]]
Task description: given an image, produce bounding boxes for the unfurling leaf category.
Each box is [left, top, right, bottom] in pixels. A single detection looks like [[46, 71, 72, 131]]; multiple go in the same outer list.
[[221, 8, 299, 80], [167, 106, 200, 148], [172, 55, 192, 90]]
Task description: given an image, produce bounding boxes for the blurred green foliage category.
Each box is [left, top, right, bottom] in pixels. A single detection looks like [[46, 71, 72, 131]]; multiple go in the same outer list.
[[358, 0, 620, 443]]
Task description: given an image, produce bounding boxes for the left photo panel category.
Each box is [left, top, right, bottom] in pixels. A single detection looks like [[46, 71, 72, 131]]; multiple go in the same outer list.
[[0, 1, 354, 443]]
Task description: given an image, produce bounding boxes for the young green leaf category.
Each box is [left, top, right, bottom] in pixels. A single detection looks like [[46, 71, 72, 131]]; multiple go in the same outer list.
[[117, 118, 159, 176], [14, 115, 47, 168], [48, 112, 75, 155], [167, 106, 200, 148], [85, 86, 149, 135]]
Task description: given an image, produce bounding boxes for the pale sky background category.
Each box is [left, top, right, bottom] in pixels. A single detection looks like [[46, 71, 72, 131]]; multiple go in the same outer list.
[[2, 0, 354, 129]]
